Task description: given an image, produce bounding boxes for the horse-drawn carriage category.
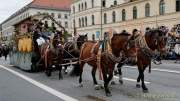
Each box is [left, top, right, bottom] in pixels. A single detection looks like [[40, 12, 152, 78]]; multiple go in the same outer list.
[[9, 13, 87, 79], [9, 19, 169, 96], [9, 14, 71, 72]]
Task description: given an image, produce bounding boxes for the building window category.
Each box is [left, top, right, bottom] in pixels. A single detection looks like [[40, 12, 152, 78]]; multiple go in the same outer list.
[[159, 0, 165, 15], [51, 22, 55, 27], [114, 0, 117, 5], [45, 21, 49, 28], [102, 0, 106, 7], [82, 18, 84, 27], [65, 22, 68, 28], [122, 9, 126, 21], [73, 6, 75, 13], [112, 11, 116, 23], [92, 0, 94, 8], [43, 12, 49, 15], [104, 13, 107, 24], [58, 14, 61, 18], [51, 13, 55, 17], [79, 18, 81, 27], [133, 6, 137, 19], [81, 3, 84, 10], [85, 16, 87, 26], [37, 12, 41, 14], [176, 0, 180, 11], [27, 13, 29, 17], [26, 13, 29, 18], [92, 15, 95, 25], [85, 2, 87, 9], [92, 34, 95, 41], [79, 4, 81, 11], [145, 3, 150, 17], [58, 21, 61, 25], [64, 14, 68, 19], [73, 19, 75, 27]]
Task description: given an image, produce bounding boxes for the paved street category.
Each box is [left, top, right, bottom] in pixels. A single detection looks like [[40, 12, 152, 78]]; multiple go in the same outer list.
[[0, 57, 180, 101]]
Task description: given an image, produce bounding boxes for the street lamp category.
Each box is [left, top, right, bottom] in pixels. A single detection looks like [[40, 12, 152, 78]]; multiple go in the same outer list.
[[73, 5, 77, 37], [100, 0, 103, 40], [155, 11, 158, 28]]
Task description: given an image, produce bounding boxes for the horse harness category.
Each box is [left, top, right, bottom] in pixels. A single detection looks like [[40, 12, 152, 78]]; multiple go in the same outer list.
[[128, 34, 153, 58], [90, 40, 124, 64]]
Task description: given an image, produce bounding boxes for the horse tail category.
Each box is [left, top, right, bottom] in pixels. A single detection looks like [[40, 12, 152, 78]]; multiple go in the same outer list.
[[149, 61, 151, 73]]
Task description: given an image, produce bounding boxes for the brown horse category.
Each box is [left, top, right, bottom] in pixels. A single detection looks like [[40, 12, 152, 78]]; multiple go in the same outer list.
[[78, 32, 133, 96], [116, 28, 167, 93], [40, 34, 63, 79]]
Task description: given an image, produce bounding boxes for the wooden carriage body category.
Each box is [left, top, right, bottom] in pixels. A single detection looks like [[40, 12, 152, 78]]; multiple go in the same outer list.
[[9, 14, 67, 71], [9, 17, 34, 71]]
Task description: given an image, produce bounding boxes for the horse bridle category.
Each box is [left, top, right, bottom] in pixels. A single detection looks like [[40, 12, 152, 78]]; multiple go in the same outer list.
[[155, 33, 166, 53]]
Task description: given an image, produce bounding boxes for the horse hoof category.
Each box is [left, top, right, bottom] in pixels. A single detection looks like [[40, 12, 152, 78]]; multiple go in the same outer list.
[[64, 71, 68, 74], [100, 85, 104, 89], [106, 93, 112, 97], [78, 83, 83, 87], [143, 89, 149, 93], [119, 80, 123, 85], [45, 71, 51, 77], [59, 78, 63, 80], [136, 84, 141, 88], [114, 70, 118, 75], [111, 81, 116, 85], [94, 85, 101, 90], [59, 76, 63, 80], [64, 70, 68, 74]]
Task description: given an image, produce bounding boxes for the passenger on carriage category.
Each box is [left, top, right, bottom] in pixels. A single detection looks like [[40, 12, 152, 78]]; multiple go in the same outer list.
[[35, 21, 59, 46], [35, 23, 46, 46]]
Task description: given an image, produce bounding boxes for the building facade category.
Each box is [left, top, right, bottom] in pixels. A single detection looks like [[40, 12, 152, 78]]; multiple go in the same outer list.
[[0, 24, 2, 44], [71, 0, 180, 40], [1, 0, 72, 44]]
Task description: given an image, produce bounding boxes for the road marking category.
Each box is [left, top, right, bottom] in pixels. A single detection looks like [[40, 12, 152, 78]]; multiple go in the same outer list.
[[113, 76, 150, 84], [123, 66, 180, 74], [152, 68, 180, 74], [0, 65, 78, 101]]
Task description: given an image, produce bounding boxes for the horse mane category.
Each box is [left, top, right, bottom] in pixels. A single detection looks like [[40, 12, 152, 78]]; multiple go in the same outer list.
[[113, 32, 131, 37], [147, 29, 164, 37]]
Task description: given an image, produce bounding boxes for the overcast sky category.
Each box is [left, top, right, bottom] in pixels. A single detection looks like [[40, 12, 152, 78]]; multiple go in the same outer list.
[[0, 0, 33, 23]]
